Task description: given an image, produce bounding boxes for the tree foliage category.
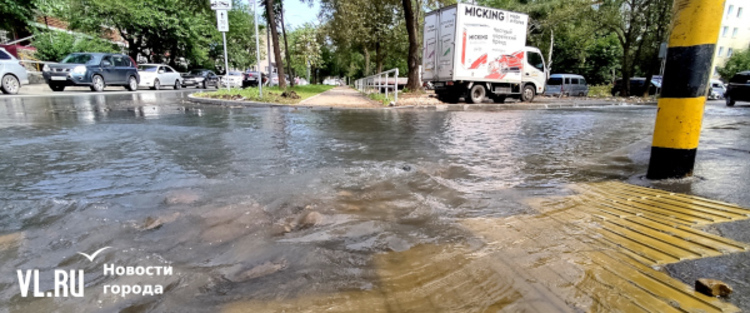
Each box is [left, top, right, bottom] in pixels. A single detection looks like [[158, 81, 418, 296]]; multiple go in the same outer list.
[[718, 49, 750, 81], [32, 31, 120, 62]]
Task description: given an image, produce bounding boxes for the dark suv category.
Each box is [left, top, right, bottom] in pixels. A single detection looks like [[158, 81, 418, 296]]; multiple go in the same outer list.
[[43, 53, 139, 92], [726, 71, 750, 107], [611, 78, 660, 96]]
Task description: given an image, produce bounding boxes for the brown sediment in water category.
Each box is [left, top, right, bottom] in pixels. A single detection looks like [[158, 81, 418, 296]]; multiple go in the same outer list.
[[220, 182, 747, 313]]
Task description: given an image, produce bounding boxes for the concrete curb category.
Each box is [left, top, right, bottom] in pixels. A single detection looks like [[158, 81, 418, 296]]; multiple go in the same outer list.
[[187, 93, 656, 111]]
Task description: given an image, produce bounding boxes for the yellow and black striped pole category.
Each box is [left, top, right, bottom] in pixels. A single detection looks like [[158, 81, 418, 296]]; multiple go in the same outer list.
[[646, 0, 724, 180]]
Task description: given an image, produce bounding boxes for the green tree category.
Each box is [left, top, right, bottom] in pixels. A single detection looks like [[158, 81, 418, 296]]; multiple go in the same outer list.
[[67, 0, 216, 69], [0, 0, 35, 33], [289, 23, 322, 81], [718, 49, 750, 81], [32, 31, 119, 62]]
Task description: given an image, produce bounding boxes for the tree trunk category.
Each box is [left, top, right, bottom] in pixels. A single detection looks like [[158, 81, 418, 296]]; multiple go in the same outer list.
[[402, 0, 420, 91], [620, 45, 631, 97], [547, 30, 554, 72], [376, 41, 382, 73], [279, 1, 295, 87], [265, 0, 286, 89], [363, 47, 370, 76]]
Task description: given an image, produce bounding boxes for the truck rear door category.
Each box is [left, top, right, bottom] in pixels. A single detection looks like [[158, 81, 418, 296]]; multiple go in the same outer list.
[[422, 12, 438, 81], [436, 7, 456, 81]]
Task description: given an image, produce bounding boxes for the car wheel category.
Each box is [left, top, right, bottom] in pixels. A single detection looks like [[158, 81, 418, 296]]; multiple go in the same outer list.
[[467, 84, 486, 104], [126, 76, 138, 91], [50, 84, 65, 92], [90, 75, 105, 92], [521, 84, 536, 102], [1, 74, 20, 95], [174, 80, 181, 90], [151, 79, 160, 90], [726, 95, 735, 107]]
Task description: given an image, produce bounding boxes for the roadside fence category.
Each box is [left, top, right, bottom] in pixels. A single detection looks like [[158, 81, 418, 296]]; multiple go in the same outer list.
[[354, 68, 399, 104]]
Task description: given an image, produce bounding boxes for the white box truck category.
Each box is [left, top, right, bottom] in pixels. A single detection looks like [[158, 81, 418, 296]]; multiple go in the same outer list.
[[422, 3, 548, 103]]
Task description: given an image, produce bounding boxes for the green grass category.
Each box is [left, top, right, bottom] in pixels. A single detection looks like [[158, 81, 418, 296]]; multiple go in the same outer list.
[[194, 85, 335, 104], [367, 93, 391, 106]]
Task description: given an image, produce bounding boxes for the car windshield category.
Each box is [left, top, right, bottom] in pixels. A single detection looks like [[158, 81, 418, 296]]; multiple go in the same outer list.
[[138, 65, 159, 72], [60, 54, 96, 65], [188, 70, 205, 75], [547, 78, 562, 85]]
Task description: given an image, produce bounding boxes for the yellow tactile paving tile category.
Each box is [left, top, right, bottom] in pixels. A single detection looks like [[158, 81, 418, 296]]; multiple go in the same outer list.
[[222, 182, 745, 312]]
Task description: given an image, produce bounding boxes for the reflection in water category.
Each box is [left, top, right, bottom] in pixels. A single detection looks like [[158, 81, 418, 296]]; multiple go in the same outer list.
[[1, 93, 749, 312]]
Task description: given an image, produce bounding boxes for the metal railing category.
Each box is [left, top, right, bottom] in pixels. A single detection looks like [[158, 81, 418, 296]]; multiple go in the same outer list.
[[18, 60, 58, 72], [354, 68, 399, 104]]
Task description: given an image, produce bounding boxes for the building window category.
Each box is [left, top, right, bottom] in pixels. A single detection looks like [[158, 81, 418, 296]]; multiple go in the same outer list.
[[728, 5, 734, 16], [722, 26, 729, 37], [739, 7, 744, 18], [718, 47, 724, 56], [733, 28, 738, 38], [728, 48, 734, 57]]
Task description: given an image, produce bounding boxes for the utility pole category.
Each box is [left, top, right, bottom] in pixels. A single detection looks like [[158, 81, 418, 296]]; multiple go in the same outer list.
[[253, 0, 262, 97], [646, 0, 723, 179]]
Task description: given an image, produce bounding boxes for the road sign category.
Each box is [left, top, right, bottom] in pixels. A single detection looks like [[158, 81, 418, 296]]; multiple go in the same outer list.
[[210, 0, 232, 10], [216, 10, 229, 32]]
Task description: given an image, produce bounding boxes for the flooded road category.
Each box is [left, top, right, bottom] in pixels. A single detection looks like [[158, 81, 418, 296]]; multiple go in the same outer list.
[[1, 92, 749, 312]]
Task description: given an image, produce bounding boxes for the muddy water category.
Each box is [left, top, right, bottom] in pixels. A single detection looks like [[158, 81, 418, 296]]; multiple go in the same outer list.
[[1, 93, 749, 312]]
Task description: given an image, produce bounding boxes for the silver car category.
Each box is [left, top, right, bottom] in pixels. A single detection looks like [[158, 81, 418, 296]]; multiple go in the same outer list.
[[138, 64, 183, 90], [707, 79, 726, 100], [0, 48, 29, 95]]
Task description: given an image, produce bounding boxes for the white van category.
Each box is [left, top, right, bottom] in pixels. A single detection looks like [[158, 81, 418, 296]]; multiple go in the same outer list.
[[544, 74, 588, 97]]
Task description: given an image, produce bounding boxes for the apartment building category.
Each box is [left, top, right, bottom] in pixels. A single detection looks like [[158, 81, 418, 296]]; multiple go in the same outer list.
[[713, 0, 750, 78]]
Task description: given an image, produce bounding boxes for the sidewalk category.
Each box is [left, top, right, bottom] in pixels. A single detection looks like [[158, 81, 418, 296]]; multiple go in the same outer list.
[[299, 86, 379, 108]]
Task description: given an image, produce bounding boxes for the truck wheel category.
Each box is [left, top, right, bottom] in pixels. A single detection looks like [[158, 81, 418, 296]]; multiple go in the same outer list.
[[467, 85, 486, 104], [521, 85, 536, 102]]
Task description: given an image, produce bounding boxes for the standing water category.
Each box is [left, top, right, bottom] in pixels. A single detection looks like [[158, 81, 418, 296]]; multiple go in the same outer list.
[[1, 92, 749, 312]]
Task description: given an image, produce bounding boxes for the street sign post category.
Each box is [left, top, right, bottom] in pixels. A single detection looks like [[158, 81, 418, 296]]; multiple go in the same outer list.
[[216, 9, 230, 90], [210, 0, 232, 10], [253, 0, 262, 97]]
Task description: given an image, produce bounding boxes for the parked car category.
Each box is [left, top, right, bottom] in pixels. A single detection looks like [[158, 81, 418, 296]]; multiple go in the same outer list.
[[43, 53, 139, 92], [220, 71, 244, 88], [544, 74, 589, 97], [725, 71, 750, 107], [242, 71, 268, 88], [707, 79, 726, 100], [610, 77, 661, 96], [137, 64, 182, 90], [0, 47, 29, 95], [181, 69, 220, 89], [268, 74, 289, 86]]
